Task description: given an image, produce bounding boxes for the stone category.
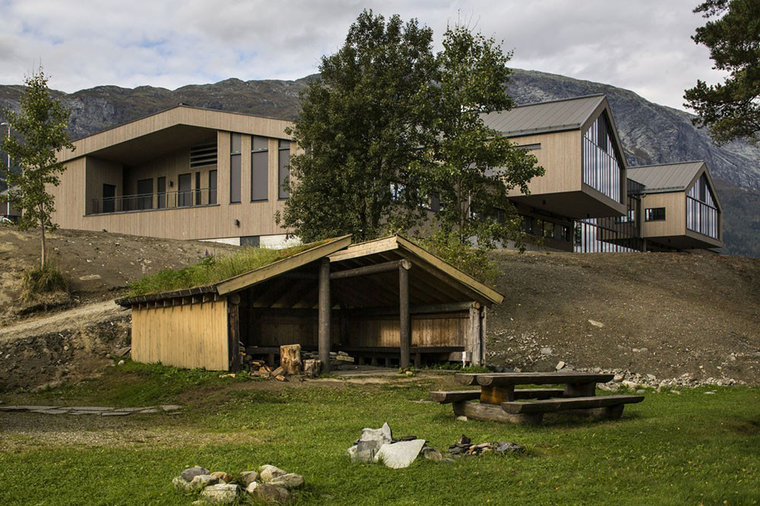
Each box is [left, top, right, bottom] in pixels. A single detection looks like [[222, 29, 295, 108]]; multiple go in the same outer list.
[[78, 274, 101, 281], [269, 473, 304, 490], [259, 465, 287, 483], [211, 471, 233, 484], [422, 448, 443, 462], [456, 415, 468, 422], [189, 475, 220, 492], [347, 443, 376, 464], [200, 484, 239, 504], [239, 471, 259, 487], [360, 422, 393, 445], [588, 319, 605, 328], [173, 476, 194, 494], [494, 442, 525, 454], [555, 361, 566, 371], [374, 439, 426, 469], [180, 466, 210, 482], [117, 360, 125, 366], [247, 482, 291, 504], [458, 435, 471, 445], [540, 347, 553, 356]]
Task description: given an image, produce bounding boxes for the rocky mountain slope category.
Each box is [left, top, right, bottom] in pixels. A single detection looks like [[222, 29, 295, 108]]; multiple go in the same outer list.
[[1, 70, 758, 256]]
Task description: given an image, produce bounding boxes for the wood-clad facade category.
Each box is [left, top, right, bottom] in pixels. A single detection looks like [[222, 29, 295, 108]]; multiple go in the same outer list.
[[118, 236, 503, 372]]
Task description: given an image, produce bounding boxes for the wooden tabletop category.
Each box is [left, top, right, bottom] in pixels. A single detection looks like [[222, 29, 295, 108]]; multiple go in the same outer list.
[[455, 371, 615, 387]]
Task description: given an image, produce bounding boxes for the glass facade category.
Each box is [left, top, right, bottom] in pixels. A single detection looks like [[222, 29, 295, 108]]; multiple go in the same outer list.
[[582, 114, 623, 203], [686, 174, 719, 239]]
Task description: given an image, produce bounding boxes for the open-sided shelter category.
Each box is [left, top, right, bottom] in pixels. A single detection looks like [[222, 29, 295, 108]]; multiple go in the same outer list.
[[116, 235, 504, 371]]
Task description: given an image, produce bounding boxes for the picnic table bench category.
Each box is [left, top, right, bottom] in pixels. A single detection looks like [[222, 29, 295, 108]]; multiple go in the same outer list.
[[430, 372, 643, 425]]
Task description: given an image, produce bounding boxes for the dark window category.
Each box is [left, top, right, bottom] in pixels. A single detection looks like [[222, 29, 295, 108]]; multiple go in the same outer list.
[[178, 173, 192, 207], [195, 172, 201, 205], [209, 170, 217, 205], [523, 216, 535, 235], [278, 140, 290, 199], [137, 178, 153, 210], [645, 207, 666, 221], [103, 184, 116, 213], [240, 236, 260, 247], [157, 177, 166, 208], [252, 136, 268, 201], [230, 133, 242, 204], [190, 142, 217, 168]]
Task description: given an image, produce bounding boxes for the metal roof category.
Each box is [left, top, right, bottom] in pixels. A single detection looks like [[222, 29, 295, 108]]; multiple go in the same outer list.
[[481, 95, 607, 137], [627, 161, 705, 193]]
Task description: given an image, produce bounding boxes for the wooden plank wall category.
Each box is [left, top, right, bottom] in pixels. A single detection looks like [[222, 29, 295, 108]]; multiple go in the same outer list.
[[246, 311, 340, 348], [347, 313, 467, 348], [507, 130, 582, 197], [640, 192, 686, 238], [131, 299, 229, 371]]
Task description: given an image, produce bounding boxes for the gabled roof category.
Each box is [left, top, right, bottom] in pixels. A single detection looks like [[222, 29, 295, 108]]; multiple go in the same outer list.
[[481, 94, 607, 137], [628, 161, 705, 192]]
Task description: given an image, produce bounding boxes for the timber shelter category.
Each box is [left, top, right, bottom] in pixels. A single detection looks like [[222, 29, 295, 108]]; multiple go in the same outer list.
[[116, 235, 504, 372]]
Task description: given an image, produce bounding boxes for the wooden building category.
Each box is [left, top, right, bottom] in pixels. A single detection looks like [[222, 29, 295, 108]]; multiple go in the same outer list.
[[116, 235, 504, 372]]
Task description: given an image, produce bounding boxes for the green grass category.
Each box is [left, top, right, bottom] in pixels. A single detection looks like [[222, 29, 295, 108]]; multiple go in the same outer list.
[[126, 240, 328, 297], [1, 364, 758, 505]]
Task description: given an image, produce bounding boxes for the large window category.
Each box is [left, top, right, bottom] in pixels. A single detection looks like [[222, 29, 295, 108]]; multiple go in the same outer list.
[[230, 133, 241, 203], [251, 136, 268, 201], [209, 170, 217, 205], [645, 207, 666, 222], [278, 140, 290, 199], [178, 173, 192, 207], [582, 114, 623, 203], [136, 178, 153, 210]]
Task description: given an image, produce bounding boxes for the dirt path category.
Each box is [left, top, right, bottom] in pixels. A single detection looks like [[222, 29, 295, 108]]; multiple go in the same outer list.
[[0, 300, 125, 342]]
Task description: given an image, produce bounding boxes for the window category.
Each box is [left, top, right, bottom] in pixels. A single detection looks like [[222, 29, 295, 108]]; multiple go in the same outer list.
[[195, 172, 201, 205], [178, 173, 192, 207], [251, 136, 268, 201], [645, 207, 666, 221], [209, 170, 217, 205], [278, 140, 290, 199], [230, 133, 241, 203], [190, 142, 217, 168], [390, 182, 406, 201], [103, 184, 116, 213], [523, 216, 535, 235], [137, 178, 153, 210], [157, 177, 166, 208]]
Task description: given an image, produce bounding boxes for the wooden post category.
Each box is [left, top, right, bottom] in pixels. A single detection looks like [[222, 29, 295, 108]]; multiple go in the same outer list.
[[318, 258, 331, 372], [468, 303, 482, 366], [481, 306, 487, 366], [227, 295, 241, 372], [399, 261, 411, 369]]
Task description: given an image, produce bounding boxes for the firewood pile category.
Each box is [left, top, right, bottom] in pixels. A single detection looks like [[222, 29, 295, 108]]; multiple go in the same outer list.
[[240, 343, 356, 380]]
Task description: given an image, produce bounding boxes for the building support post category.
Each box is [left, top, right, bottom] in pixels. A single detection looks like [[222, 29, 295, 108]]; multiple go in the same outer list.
[[399, 260, 412, 369], [227, 293, 241, 372], [318, 258, 331, 372]]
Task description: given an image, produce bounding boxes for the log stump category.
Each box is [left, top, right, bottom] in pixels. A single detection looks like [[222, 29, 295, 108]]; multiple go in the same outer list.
[[280, 344, 302, 375]]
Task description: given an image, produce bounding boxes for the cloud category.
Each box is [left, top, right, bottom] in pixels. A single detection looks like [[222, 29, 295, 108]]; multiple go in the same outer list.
[[0, 0, 726, 111]]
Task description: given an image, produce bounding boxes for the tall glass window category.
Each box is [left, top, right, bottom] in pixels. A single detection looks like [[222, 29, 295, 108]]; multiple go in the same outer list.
[[251, 136, 269, 201], [278, 140, 290, 199], [230, 133, 241, 203], [687, 174, 719, 238], [582, 114, 623, 203]]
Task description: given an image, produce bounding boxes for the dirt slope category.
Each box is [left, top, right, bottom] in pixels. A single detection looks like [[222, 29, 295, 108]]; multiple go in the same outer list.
[[488, 250, 760, 385]]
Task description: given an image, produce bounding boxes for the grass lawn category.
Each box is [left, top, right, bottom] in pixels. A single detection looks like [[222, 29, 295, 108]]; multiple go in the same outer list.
[[0, 363, 758, 505]]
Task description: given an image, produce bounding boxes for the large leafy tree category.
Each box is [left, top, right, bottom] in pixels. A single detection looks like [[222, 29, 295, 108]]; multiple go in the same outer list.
[[0, 67, 74, 267], [430, 26, 543, 248], [279, 10, 437, 242], [684, 0, 760, 145]]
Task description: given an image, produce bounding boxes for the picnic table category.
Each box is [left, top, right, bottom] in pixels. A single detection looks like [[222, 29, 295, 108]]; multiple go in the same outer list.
[[430, 371, 644, 425]]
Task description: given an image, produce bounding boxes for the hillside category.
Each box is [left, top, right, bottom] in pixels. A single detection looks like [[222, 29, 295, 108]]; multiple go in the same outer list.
[[0, 227, 758, 390], [0, 69, 758, 256]]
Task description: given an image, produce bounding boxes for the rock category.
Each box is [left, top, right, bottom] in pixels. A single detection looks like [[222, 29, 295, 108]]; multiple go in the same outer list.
[[555, 361, 566, 371], [189, 475, 220, 491], [173, 476, 194, 493], [374, 439, 426, 469], [259, 465, 287, 483], [211, 471, 233, 484], [181, 466, 210, 482], [495, 441, 525, 454], [117, 360, 125, 366], [458, 435, 471, 445], [200, 484, 239, 504], [588, 319, 604, 328], [540, 347, 553, 356], [423, 448, 443, 462], [269, 473, 304, 490], [636, 389, 646, 394], [361, 422, 393, 444], [247, 482, 291, 504], [78, 274, 101, 281], [456, 415, 468, 422], [239, 471, 259, 487]]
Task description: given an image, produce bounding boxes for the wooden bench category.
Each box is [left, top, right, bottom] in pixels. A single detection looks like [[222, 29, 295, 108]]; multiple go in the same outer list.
[[501, 394, 644, 423], [429, 388, 565, 404]]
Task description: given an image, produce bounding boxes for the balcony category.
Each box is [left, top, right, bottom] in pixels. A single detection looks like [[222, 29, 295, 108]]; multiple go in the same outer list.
[[91, 188, 217, 215]]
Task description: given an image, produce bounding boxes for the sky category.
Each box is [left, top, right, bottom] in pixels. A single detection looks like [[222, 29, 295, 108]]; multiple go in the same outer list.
[[0, 0, 726, 112]]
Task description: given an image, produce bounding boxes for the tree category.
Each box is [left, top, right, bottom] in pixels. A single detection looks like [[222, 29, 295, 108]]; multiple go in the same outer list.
[[684, 0, 760, 145], [429, 25, 543, 248], [279, 10, 437, 242], [0, 67, 74, 268]]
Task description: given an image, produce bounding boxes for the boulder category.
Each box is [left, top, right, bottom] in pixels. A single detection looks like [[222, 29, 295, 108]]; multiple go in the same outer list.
[[247, 482, 291, 504], [181, 466, 210, 482], [268, 473, 304, 490], [347, 444, 375, 464], [189, 475, 220, 491], [239, 470, 259, 487], [200, 483, 239, 504], [211, 471, 233, 484], [374, 439, 426, 469], [172, 476, 193, 494], [259, 465, 287, 483], [360, 422, 393, 445]]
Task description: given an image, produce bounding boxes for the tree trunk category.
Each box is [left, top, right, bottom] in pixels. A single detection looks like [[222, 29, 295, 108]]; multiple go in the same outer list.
[[39, 208, 46, 268]]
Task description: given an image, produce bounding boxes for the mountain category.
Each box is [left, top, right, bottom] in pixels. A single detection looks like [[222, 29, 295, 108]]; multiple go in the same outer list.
[[1, 70, 758, 256]]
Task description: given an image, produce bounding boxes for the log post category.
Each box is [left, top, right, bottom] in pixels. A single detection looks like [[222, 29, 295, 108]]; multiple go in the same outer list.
[[468, 303, 482, 366], [227, 294, 241, 372], [399, 260, 411, 369], [318, 258, 331, 372]]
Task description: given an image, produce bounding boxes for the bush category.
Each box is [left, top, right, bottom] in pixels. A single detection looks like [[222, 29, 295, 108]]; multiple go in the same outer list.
[[22, 263, 70, 299], [416, 230, 499, 285]]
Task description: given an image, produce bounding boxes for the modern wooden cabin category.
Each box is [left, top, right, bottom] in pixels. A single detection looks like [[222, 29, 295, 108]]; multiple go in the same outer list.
[[116, 235, 504, 372]]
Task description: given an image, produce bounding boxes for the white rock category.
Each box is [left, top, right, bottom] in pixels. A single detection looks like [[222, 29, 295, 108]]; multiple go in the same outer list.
[[200, 484, 239, 504], [555, 361, 566, 371], [239, 471, 259, 487], [374, 439, 426, 469], [456, 415, 468, 422], [588, 319, 604, 328], [259, 465, 287, 483], [269, 473, 304, 489]]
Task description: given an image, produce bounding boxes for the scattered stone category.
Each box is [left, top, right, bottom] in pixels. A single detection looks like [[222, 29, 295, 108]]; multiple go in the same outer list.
[[200, 483, 239, 504], [239, 471, 259, 487], [181, 466, 210, 482], [259, 465, 287, 483], [248, 483, 291, 504], [189, 475, 219, 492], [540, 347, 553, 356], [211, 471, 233, 484], [636, 389, 646, 394], [588, 319, 604, 328], [269, 473, 304, 490], [494, 442, 525, 454], [456, 415, 468, 422], [705, 391, 716, 395], [117, 360, 125, 366], [555, 361, 566, 371], [78, 274, 101, 281], [161, 405, 182, 412], [423, 448, 443, 462], [375, 439, 426, 469]]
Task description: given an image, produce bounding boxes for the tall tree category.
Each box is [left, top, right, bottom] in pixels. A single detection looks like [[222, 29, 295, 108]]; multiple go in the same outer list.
[[684, 0, 760, 145], [0, 67, 74, 267], [430, 26, 543, 248], [279, 10, 437, 242]]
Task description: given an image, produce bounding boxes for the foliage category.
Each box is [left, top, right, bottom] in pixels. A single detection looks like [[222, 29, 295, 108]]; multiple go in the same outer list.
[[416, 229, 499, 285], [0, 67, 74, 268], [430, 26, 544, 248], [126, 240, 326, 296], [684, 0, 760, 145], [21, 262, 70, 300], [278, 10, 437, 242]]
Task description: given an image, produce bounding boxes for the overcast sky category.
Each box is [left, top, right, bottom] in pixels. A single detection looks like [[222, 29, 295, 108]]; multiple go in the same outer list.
[[0, 0, 724, 111]]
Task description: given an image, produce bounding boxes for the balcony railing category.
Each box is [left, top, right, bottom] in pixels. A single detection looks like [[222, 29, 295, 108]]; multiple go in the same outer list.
[[91, 188, 217, 214], [686, 196, 719, 239]]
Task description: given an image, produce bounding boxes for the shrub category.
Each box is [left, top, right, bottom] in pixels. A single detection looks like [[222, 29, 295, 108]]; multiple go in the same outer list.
[[22, 263, 70, 299], [416, 230, 499, 285]]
